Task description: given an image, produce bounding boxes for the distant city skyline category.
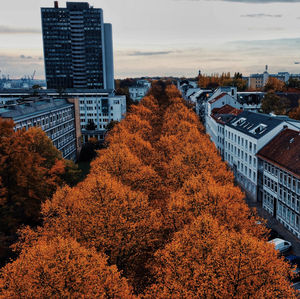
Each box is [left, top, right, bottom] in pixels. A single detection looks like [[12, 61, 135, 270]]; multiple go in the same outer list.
[[1, 0, 300, 79]]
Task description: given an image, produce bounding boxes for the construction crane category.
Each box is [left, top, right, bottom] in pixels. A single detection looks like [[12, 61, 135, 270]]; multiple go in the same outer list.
[[31, 70, 36, 81]]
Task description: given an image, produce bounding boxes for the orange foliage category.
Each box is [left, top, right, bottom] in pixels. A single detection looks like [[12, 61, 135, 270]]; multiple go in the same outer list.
[[0, 236, 134, 298], [39, 172, 164, 290], [1, 82, 295, 297], [264, 77, 285, 92], [146, 215, 296, 298], [289, 105, 300, 120]]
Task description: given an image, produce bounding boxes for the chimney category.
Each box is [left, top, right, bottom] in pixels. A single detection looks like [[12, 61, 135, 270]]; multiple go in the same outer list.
[[54, 1, 59, 8]]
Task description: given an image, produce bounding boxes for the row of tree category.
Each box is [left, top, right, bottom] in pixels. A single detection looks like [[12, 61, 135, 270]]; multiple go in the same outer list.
[[198, 72, 247, 91], [0, 121, 81, 265], [0, 82, 297, 297]]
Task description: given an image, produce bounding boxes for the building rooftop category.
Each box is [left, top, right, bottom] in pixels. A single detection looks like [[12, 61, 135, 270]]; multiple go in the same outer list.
[[211, 105, 242, 125], [0, 88, 113, 96], [208, 92, 228, 104], [0, 98, 73, 121], [227, 111, 284, 139], [257, 129, 300, 178]]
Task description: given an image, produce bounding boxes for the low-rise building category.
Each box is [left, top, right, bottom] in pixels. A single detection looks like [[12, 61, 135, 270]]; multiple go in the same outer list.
[[0, 98, 80, 161], [207, 105, 242, 158], [224, 111, 291, 201], [257, 129, 300, 239], [78, 92, 126, 142], [129, 80, 151, 102], [0, 89, 127, 144], [205, 87, 241, 124], [248, 66, 300, 90]]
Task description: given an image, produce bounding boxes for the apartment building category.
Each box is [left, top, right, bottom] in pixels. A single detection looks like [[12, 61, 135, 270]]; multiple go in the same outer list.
[[0, 89, 126, 144], [129, 80, 151, 102], [257, 129, 300, 239], [224, 111, 289, 201], [78, 92, 126, 142], [0, 98, 79, 161], [206, 105, 242, 158]]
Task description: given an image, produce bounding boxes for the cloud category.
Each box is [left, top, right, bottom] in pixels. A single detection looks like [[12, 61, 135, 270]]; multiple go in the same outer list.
[[241, 13, 282, 18], [114, 36, 300, 78], [247, 26, 284, 31], [0, 25, 40, 34], [127, 51, 173, 56]]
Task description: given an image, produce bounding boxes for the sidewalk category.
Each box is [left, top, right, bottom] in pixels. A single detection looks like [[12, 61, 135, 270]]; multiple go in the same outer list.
[[245, 197, 300, 256]]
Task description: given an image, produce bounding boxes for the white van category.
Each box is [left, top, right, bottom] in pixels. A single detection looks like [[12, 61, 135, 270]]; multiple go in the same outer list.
[[268, 238, 292, 253]]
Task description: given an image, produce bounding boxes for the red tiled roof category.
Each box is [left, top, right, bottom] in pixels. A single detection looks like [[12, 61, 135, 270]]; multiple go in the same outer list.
[[212, 104, 242, 116], [208, 92, 228, 104], [210, 105, 243, 125], [257, 129, 300, 178]]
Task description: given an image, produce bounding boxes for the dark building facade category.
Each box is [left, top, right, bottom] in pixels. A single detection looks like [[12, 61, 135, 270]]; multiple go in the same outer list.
[[41, 1, 114, 90]]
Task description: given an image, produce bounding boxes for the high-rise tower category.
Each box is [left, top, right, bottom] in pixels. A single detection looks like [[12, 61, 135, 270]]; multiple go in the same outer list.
[[41, 1, 114, 90]]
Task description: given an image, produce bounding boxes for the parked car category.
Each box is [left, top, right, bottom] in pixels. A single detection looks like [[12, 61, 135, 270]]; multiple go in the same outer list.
[[268, 238, 292, 253]]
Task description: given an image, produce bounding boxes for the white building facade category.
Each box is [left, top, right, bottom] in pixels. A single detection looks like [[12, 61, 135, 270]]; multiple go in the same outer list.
[[0, 98, 79, 160], [257, 129, 300, 239], [0, 89, 127, 144], [129, 80, 151, 102], [224, 112, 291, 201], [78, 93, 126, 142]]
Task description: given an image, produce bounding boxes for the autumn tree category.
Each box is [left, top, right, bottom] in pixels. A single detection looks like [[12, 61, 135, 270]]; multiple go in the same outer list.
[[1, 82, 296, 297], [0, 236, 134, 298], [0, 119, 80, 265], [289, 103, 300, 120], [197, 72, 247, 91], [264, 77, 285, 92], [146, 215, 296, 298], [37, 171, 164, 291], [261, 92, 290, 114]]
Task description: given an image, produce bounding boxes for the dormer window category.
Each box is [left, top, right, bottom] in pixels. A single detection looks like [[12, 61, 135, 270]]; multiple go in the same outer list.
[[250, 124, 267, 134], [233, 117, 246, 126]]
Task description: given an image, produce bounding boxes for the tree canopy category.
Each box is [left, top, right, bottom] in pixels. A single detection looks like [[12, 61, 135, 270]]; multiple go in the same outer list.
[[0, 119, 81, 265], [261, 92, 290, 115], [0, 83, 296, 297]]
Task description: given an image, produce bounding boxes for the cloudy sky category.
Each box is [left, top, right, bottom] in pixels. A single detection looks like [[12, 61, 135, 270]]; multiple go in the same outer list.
[[0, 0, 300, 79]]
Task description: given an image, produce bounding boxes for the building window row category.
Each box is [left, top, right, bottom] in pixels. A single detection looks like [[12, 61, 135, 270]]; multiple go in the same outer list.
[[225, 130, 256, 153]]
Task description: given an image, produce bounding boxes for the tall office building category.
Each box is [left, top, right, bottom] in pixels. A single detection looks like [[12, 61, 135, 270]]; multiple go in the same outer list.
[[41, 1, 114, 90]]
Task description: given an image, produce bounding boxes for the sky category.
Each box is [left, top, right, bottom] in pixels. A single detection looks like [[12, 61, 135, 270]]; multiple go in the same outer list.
[[0, 0, 300, 79]]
